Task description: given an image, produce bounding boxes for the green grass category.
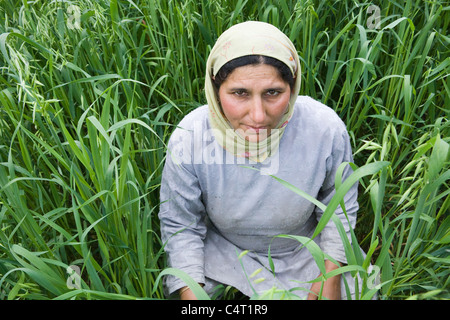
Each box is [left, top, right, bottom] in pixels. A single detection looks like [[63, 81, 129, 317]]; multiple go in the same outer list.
[[0, 0, 448, 300]]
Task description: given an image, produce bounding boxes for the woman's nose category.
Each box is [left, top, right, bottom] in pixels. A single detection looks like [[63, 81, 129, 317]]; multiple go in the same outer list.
[[249, 97, 266, 124]]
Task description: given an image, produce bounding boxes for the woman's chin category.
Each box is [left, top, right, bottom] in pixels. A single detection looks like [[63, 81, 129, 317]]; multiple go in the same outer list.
[[244, 134, 269, 143]]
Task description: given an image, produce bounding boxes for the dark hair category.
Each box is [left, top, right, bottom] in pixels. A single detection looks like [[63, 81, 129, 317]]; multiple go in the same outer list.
[[213, 55, 295, 90]]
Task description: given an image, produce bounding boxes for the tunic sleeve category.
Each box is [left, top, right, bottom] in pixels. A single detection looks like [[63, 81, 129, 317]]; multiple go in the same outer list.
[[314, 127, 359, 265], [158, 126, 207, 295]]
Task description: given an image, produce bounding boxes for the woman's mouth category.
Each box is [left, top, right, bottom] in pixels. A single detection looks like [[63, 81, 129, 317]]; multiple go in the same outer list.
[[244, 125, 269, 133]]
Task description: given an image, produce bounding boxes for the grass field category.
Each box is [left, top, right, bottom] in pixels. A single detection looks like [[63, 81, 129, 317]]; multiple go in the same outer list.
[[0, 0, 448, 300]]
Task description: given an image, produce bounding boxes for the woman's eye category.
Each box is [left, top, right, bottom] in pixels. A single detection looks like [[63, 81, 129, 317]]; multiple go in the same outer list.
[[266, 90, 280, 96], [233, 90, 247, 96]]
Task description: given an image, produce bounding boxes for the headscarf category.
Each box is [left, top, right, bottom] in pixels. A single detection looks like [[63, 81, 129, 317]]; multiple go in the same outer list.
[[205, 21, 301, 162]]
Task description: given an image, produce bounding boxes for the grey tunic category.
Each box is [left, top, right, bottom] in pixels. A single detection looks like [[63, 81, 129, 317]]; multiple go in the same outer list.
[[158, 96, 360, 299]]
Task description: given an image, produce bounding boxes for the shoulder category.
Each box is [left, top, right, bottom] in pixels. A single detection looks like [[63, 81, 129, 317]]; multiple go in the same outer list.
[[289, 96, 350, 143], [166, 105, 210, 162], [284, 96, 351, 153], [167, 105, 209, 143], [293, 96, 346, 130], [176, 105, 209, 130]]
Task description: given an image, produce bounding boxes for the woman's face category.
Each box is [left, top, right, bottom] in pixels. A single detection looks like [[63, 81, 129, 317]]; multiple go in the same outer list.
[[218, 63, 291, 143]]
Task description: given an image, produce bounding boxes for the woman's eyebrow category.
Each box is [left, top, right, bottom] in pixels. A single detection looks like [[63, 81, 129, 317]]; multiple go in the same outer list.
[[228, 86, 286, 91], [228, 87, 249, 91]]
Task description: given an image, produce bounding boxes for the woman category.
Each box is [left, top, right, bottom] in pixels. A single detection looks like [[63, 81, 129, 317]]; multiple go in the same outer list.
[[159, 21, 359, 300]]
